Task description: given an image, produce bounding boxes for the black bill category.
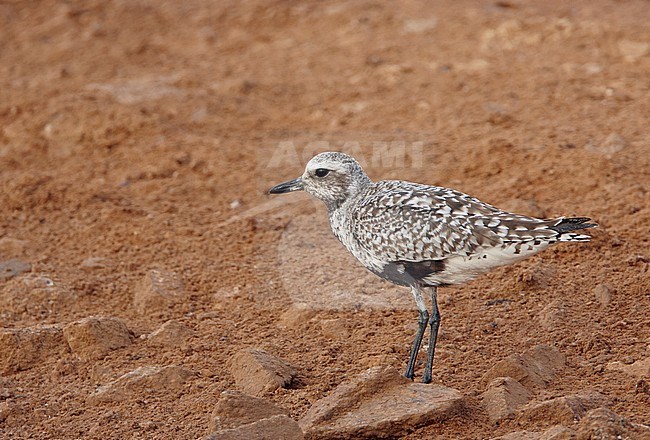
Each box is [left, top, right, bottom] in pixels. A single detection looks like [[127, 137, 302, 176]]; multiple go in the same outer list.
[[269, 177, 303, 194]]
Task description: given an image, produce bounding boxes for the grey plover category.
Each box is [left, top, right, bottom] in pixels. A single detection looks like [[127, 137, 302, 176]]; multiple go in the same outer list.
[[269, 152, 596, 383]]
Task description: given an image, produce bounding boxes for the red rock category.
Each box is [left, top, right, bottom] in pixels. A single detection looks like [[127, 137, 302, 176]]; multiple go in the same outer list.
[[0, 259, 31, 280], [319, 318, 350, 339], [81, 257, 113, 270], [481, 345, 566, 390], [147, 319, 193, 347], [229, 348, 297, 396], [276, 303, 317, 330], [606, 357, 650, 379], [592, 284, 612, 308], [576, 407, 650, 439], [492, 430, 539, 440], [63, 316, 132, 361], [516, 391, 609, 426], [0, 401, 13, 423], [537, 300, 566, 330], [0, 325, 67, 374], [208, 390, 289, 432], [133, 269, 184, 315], [492, 425, 576, 440], [88, 365, 194, 404], [481, 376, 531, 423], [299, 366, 464, 439], [204, 414, 304, 440]]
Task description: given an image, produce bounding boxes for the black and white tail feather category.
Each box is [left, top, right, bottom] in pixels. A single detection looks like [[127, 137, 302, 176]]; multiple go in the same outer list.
[[551, 217, 598, 242]]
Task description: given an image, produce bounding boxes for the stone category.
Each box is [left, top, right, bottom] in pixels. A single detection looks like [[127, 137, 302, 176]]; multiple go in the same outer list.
[[81, 257, 113, 270], [0, 259, 31, 280], [481, 376, 531, 423], [204, 415, 304, 440], [88, 365, 193, 403], [601, 133, 627, 153], [147, 320, 193, 347], [229, 349, 297, 396], [592, 284, 612, 308], [492, 431, 540, 440], [133, 269, 185, 315], [402, 17, 438, 34], [64, 316, 132, 361], [481, 345, 566, 390], [576, 407, 650, 438], [299, 366, 464, 439], [0, 401, 12, 423], [618, 39, 650, 62], [87, 77, 185, 105], [516, 391, 609, 426], [606, 357, 650, 379], [319, 318, 350, 339], [208, 390, 289, 432], [0, 274, 76, 318], [0, 325, 67, 374], [276, 303, 318, 330], [537, 300, 566, 330], [492, 425, 576, 440], [538, 425, 577, 440]]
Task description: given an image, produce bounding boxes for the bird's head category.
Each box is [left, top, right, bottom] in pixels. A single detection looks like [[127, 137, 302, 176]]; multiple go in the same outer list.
[[269, 152, 371, 210]]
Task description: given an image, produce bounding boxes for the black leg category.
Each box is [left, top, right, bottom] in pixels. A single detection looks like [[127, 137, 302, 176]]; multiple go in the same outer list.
[[405, 285, 429, 380], [422, 286, 441, 384]]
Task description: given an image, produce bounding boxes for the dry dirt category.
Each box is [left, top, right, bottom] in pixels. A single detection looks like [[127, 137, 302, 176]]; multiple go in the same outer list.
[[1, 0, 649, 439]]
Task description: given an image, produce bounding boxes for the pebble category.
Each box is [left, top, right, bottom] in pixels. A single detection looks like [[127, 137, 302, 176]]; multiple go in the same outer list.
[[81, 257, 113, 270], [86, 78, 185, 105], [402, 17, 438, 34], [481, 345, 566, 391], [147, 320, 193, 347], [618, 39, 650, 62], [319, 318, 350, 339], [0, 325, 66, 374], [537, 300, 566, 330], [205, 414, 304, 440], [481, 376, 531, 424], [229, 348, 297, 396], [299, 366, 463, 439], [585, 133, 627, 157], [606, 357, 650, 379], [516, 392, 609, 426], [0, 259, 31, 280], [63, 316, 132, 361], [592, 284, 612, 308], [276, 303, 317, 330], [601, 133, 628, 153], [492, 425, 575, 440], [133, 269, 185, 315], [207, 390, 289, 432], [576, 407, 650, 438], [88, 365, 193, 404]]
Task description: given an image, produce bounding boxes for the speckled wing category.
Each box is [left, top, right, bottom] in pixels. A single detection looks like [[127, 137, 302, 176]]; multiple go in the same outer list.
[[351, 180, 566, 263]]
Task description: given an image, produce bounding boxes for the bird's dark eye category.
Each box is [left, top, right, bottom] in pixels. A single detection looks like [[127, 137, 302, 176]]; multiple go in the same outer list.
[[315, 168, 330, 178]]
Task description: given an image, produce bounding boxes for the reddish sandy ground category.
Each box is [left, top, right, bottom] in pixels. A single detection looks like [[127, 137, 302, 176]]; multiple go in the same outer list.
[[1, 1, 649, 438]]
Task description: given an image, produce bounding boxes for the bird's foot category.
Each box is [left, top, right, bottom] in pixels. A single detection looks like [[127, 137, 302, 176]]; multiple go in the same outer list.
[[403, 370, 415, 381]]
